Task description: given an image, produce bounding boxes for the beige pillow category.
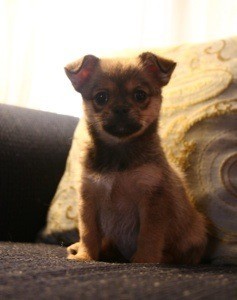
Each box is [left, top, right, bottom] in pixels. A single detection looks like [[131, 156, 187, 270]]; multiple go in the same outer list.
[[39, 37, 237, 264]]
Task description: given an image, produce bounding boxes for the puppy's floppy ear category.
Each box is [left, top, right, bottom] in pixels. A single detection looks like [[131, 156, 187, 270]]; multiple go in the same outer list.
[[65, 55, 99, 92], [139, 52, 176, 86]]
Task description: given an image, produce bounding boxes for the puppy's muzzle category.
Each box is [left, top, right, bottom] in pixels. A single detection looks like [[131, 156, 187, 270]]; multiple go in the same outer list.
[[113, 105, 130, 116], [103, 112, 142, 138]]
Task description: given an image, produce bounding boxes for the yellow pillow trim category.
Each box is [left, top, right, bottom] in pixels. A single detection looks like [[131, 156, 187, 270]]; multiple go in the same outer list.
[[163, 69, 232, 110]]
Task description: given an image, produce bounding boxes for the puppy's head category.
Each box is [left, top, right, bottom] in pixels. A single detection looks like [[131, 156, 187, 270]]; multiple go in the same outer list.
[[65, 53, 176, 142]]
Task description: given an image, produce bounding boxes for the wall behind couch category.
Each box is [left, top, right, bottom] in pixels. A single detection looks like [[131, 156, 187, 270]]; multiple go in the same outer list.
[[0, 0, 236, 117]]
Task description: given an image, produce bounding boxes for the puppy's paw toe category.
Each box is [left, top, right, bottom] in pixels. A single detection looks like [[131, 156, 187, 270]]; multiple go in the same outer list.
[[67, 253, 79, 260], [67, 252, 94, 262], [67, 242, 80, 256], [67, 243, 95, 262]]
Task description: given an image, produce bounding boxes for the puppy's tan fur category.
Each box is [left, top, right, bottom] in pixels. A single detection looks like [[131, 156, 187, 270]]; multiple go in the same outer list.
[[65, 53, 207, 264]]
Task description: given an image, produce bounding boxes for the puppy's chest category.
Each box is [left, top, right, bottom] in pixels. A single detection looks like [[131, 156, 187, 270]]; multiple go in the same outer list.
[[88, 171, 140, 259], [86, 164, 160, 203], [85, 165, 161, 258], [88, 170, 139, 218]]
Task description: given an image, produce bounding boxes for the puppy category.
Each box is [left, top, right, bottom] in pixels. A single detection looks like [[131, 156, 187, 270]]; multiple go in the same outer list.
[[65, 53, 207, 264]]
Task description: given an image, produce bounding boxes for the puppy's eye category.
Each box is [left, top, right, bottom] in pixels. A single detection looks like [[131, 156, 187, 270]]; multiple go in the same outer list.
[[134, 90, 148, 103], [94, 92, 109, 106]]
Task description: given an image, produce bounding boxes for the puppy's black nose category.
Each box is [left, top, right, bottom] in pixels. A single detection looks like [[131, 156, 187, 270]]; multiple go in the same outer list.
[[113, 106, 130, 115]]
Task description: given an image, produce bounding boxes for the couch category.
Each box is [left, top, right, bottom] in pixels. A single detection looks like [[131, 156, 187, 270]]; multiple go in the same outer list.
[[0, 103, 236, 299]]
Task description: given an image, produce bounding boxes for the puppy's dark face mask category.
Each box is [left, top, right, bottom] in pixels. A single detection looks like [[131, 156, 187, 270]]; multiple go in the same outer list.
[[65, 53, 176, 141]]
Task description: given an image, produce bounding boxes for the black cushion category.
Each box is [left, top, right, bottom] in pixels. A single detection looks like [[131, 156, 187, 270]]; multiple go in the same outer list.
[[0, 104, 78, 242]]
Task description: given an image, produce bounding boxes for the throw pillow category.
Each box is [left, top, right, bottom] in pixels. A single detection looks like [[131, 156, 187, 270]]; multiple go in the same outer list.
[[39, 37, 237, 264]]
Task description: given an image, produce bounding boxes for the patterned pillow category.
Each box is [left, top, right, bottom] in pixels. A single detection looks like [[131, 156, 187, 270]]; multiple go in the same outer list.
[[39, 37, 237, 264]]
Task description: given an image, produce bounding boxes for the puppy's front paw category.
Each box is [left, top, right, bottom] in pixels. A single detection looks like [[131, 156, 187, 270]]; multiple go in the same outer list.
[[67, 242, 80, 256], [67, 242, 94, 262]]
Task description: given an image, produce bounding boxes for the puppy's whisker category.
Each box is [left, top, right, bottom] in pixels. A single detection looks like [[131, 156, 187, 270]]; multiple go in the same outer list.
[[87, 121, 102, 127]]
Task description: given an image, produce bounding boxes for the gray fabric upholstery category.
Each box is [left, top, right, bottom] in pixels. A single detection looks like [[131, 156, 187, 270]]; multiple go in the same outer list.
[[0, 104, 78, 241], [1, 242, 237, 300]]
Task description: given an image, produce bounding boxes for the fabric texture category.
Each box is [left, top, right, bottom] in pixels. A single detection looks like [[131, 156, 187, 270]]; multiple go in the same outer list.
[[0, 242, 236, 300], [0, 104, 78, 242], [160, 37, 237, 265], [40, 37, 237, 264]]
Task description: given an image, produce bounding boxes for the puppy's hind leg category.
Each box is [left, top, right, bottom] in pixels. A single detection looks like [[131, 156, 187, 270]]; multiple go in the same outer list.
[[176, 215, 208, 265], [99, 238, 128, 263]]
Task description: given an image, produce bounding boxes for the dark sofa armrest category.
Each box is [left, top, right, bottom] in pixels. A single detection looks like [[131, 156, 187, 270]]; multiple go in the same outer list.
[[0, 104, 78, 242]]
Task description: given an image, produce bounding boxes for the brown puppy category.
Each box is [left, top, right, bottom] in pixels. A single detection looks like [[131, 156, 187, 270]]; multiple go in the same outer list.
[[65, 53, 207, 264]]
